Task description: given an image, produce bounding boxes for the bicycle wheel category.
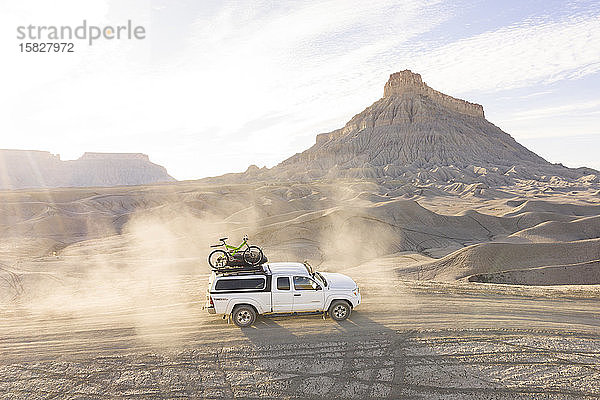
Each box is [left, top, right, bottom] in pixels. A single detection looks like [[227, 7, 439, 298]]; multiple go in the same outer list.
[[243, 246, 264, 266], [208, 250, 229, 268]]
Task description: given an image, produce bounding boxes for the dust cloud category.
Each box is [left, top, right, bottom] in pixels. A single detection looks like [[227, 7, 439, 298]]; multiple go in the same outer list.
[[1, 204, 229, 346], [0, 181, 400, 344], [3, 180, 599, 349]]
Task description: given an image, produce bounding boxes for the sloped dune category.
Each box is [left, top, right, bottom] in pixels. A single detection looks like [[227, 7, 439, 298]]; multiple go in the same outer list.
[[416, 238, 600, 281], [504, 199, 600, 217], [508, 215, 600, 243], [468, 260, 600, 285]]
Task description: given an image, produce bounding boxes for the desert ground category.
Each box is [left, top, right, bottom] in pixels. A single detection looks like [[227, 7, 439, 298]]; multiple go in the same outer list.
[[1, 180, 599, 399]]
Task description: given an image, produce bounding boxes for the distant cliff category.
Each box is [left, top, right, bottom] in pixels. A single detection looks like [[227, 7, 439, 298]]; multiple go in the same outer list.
[[0, 150, 175, 189], [204, 69, 597, 187]]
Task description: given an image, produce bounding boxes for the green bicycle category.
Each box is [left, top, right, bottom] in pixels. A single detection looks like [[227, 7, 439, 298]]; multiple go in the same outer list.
[[208, 235, 264, 269]]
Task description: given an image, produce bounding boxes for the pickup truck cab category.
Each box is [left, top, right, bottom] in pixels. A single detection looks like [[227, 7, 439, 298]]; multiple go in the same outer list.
[[205, 262, 361, 327]]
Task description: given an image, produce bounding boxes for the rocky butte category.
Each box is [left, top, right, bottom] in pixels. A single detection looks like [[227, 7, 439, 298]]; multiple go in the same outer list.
[[0, 150, 175, 189], [383, 70, 484, 118], [209, 70, 597, 190]]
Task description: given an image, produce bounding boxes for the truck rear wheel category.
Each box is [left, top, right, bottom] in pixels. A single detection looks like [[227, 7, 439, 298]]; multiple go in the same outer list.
[[329, 300, 351, 321], [232, 305, 257, 327]]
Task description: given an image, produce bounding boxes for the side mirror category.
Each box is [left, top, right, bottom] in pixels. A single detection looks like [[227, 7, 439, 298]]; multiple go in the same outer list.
[[315, 285, 322, 291]]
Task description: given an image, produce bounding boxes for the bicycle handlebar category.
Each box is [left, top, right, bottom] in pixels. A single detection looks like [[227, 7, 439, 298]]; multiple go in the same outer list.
[[210, 236, 248, 248]]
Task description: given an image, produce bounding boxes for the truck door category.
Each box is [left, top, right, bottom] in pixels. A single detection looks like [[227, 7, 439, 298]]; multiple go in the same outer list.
[[272, 276, 294, 312], [292, 276, 324, 312]]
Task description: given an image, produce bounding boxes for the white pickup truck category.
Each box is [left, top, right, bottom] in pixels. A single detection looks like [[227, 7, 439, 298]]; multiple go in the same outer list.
[[205, 262, 361, 327]]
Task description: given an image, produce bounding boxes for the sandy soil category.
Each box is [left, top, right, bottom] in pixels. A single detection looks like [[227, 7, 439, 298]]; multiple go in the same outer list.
[[1, 181, 599, 398], [1, 258, 599, 399]]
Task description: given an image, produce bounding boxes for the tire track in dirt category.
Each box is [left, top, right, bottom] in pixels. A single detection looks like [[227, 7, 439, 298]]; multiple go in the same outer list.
[[3, 329, 599, 399]]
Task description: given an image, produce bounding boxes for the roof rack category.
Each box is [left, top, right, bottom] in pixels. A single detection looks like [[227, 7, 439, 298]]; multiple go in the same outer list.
[[212, 264, 269, 276]]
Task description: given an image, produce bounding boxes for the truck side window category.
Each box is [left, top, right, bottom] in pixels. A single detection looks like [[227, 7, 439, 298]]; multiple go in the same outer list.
[[277, 277, 290, 290], [214, 278, 265, 291], [294, 276, 319, 290]]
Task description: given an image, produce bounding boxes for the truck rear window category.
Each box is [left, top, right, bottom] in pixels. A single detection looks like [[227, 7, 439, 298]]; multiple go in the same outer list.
[[215, 278, 265, 291]]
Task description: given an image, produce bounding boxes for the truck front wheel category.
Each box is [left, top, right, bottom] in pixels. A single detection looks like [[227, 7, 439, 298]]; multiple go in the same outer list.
[[329, 300, 351, 321], [232, 305, 257, 327]]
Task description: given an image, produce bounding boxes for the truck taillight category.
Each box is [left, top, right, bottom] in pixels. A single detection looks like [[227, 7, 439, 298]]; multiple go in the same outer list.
[[209, 296, 214, 307]]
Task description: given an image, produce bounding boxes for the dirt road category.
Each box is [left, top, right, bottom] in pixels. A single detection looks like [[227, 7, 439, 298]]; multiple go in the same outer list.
[[1, 261, 599, 399]]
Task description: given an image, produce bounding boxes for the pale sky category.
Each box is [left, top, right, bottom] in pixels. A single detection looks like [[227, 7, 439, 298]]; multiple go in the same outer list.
[[1, 0, 599, 180]]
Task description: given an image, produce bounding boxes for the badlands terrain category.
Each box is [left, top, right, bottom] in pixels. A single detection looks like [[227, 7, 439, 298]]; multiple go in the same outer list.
[[1, 71, 600, 398], [1, 180, 599, 399]]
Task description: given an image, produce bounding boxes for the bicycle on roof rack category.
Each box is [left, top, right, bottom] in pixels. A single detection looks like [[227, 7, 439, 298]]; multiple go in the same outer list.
[[208, 235, 264, 269]]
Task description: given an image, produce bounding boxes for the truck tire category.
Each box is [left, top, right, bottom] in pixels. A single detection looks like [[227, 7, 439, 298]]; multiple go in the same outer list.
[[329, 300, 351, 321], [232, 305, 257, 327]]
